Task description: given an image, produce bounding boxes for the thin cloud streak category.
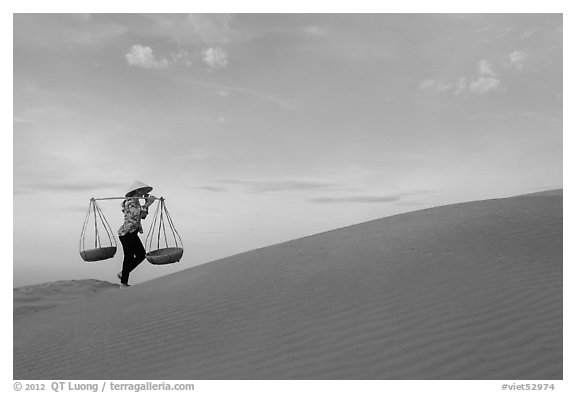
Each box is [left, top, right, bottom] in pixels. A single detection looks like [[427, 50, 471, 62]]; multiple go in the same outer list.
[[193, 186, 228, 192], [17, 181, 126, 195], [310, 195, 404, 204], [185, 79, 298, 110], [13, 116, 36, 124], [310, 191, 431, 204], [223, 179, 344, 193]]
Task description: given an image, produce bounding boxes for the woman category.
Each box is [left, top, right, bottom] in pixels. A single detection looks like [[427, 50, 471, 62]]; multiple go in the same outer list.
[[117, 181, 157, 287]]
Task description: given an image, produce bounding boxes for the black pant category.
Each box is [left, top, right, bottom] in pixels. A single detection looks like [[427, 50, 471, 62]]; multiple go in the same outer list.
[[119, 231, 146, 284]]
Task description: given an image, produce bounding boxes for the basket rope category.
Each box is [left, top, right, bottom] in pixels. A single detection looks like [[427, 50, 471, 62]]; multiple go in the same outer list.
[[79, 199, 117, 254], [145, 198, 183, 253], [79, 200, 92, 253], [95, 201, 116, 248], [164, 203, 183, 247]]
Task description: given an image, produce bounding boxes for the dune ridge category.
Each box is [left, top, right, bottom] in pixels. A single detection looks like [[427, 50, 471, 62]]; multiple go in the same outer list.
[[13, 192, 562, 379], [13, 280, 119, 318]]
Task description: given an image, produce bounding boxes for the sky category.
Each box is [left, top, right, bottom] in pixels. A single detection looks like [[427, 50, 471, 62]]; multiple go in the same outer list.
[[12, 13, 563, 287]]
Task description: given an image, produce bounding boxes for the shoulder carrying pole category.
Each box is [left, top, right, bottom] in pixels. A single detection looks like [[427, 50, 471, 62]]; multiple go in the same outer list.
[[91, 196, 164, 201]]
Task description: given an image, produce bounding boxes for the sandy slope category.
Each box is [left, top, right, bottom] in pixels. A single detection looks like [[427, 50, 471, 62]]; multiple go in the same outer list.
[[513, 189, 563, 198], [13, 192, 562, 380], [13, 280, 119, 319]]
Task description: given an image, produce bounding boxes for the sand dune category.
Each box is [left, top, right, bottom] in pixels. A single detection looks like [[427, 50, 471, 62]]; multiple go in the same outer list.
[[13, 280, 119, 319], [513, 189, 563, 198], [13, 191, 562, 380]]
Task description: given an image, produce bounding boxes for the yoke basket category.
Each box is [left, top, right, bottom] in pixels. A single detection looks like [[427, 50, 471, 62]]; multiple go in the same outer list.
[[79, 199, 117, 262], [145, 198, 184, 265]]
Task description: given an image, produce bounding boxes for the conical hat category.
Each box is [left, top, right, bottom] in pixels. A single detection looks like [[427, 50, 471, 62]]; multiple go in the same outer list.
[[125, 181, 153, 197]]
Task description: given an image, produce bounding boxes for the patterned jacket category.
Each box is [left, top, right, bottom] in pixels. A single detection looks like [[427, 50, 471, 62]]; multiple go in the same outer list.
[[118, 199, 149, 236]]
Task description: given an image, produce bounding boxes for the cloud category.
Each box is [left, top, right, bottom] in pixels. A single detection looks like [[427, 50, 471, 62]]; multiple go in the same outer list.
[[420, 59, 502, 96], [453, 77, 469, 96], [186, 79, 297, 110], [395, 200, 426, 207], [125, 45, 195, 70], [419, 79, 453, 93], [310, 190, 431, 204], [193, 186, 228, 192], [223, 179, 343, 193], [14, 14, 128, 47], [469, 59, 503, 95], [149, 13, 248, 48], [310, 195, 404, 204], [125, 45, 170, 70], [302, 25, 330, 37], [214, 88, 231, 97], [73, 14, 92, 21], [124, 43, 229, 73], [13, 116, 36, 124], [169, 49, 194, 67], [520, 28, 540, 40], [202, 47, 229, 69], [419, 77, 468, 96], [469, 77, 502, 95], [16, 181, 126, 195], [476, 26, 515, 43], [478, 59, 496, 77], [418, 80, 434, 89], [186, 14, 234, 44], [508, 50, 528, 71]]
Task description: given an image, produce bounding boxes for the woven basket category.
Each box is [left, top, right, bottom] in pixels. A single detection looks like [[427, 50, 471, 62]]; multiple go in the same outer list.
[[146, 247, 184, 265], [80, 246, 117, 262], [79, 199, 117, 263]]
